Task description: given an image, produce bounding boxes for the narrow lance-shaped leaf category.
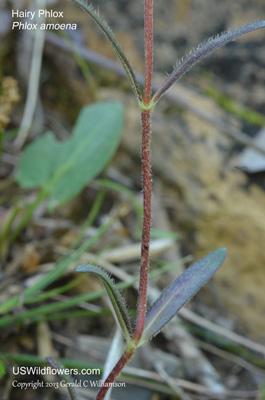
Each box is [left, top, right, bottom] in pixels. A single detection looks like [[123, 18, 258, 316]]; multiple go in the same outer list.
[[73, 0, 142, 101], [141, 248, 227, 343], [75, 264, 133, 342], [46, 357, 78, 400], [153, 21, 265, 103]]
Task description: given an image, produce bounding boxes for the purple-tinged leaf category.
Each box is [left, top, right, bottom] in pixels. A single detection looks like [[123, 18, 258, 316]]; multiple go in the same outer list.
[[76, 264, 133, 342], [141, 248, 227, 343], [153, 21, 265, 103], [46, 357, 78, 400]]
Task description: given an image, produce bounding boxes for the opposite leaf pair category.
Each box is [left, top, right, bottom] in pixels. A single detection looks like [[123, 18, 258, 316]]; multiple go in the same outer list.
[[71, 1, 265, 399], [76, 247, 227, 345]]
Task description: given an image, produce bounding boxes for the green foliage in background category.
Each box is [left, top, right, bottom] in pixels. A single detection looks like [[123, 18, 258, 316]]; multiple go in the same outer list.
[[16, 102, 123, 208]]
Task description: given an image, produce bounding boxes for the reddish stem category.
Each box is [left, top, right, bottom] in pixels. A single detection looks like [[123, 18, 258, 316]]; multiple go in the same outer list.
[[143, 0, 153, 104], [96, 347, 135, 400], [134, 109, 152, 341], [96, 1, 154, 397], [134, 0, 153, 343]]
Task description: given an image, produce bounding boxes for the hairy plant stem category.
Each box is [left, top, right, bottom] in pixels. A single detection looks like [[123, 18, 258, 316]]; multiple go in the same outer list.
[[96, 2, 154, 397], [134, 0, 153, 343], [96, 347, 135, 400], [69, 3, 265, 398], [134, 108, 152, 341], [95, 106, 153, 398], [143, 0, 153, 104]]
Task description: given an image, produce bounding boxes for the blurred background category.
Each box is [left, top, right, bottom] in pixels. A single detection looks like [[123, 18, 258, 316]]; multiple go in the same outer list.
[[1, 0, 265, 399]]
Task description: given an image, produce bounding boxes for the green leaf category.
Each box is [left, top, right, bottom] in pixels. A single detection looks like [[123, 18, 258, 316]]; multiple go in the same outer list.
[[73, 0, 142, 100], [16, 102, 123, 207], [46, 357, 79, 400], [141, 248, 227, 343], [76, 264, 133, 343], [16, 132, 60, 188], [153, 21, 265, 103]]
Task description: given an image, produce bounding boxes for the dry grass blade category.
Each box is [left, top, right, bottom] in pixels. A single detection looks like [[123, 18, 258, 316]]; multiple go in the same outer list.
[[122, 365, 260, 399], [100, 238, 175, 263], [179, 308, 265, 357], [14, 0, 46, 149], [193, 337, 265, 376], [154, 360, 192, 400]]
